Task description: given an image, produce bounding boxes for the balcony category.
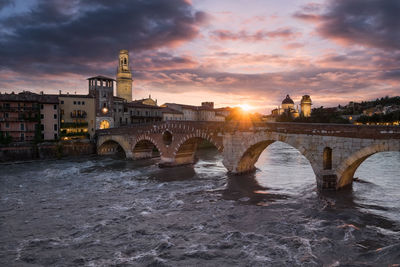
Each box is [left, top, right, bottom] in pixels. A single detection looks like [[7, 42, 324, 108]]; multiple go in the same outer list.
[[70, 111, 87, 118], [61, 122, 88, 128], [0, 106, 39, 112]]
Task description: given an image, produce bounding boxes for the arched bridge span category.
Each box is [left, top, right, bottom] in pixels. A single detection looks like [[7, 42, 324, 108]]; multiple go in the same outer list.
[[97, 121, 400, 191]]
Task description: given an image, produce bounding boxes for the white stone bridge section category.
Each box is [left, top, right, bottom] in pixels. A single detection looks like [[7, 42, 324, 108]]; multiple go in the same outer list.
[[96, 121, 400, 190]]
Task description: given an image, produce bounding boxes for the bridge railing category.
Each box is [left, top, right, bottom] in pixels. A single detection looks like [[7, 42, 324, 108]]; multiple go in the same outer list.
[[96, 121, 400, 139]]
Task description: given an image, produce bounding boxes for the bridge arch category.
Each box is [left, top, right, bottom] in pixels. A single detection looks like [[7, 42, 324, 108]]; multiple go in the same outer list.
[[168, 132, 223, 166], [336, 141, 400, 189], [225, 132, 317, 176], [98, 136, 131, 158], [132, 135, 163, 159]]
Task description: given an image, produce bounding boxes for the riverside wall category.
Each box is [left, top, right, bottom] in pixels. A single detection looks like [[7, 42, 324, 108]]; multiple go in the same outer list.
[[0, 140, 96, 162]]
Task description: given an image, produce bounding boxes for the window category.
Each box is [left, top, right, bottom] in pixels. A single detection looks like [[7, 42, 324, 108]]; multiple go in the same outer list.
[[5, 122, 9, 128], [41, 124, 44, 131], [120, 117, 122, 123], [323, 147, 333, 170], [20, 123, 24, 131], [61, 100, 64, 104], [78, 101, 81, 105], [53, 104, 57, 110], [82, 101, 85, 105], [41, 114, 44, 119], [54, 124, 57, 131], [20, 133, 24, 141], [54, 114, 57, 119], [54, 133, 58, 140], [40, 104, 43, 109], [61, 109, 64, 115], [4, 113, 8, 118], [99, 120, 110, 129], [73, 101, 76, 105]]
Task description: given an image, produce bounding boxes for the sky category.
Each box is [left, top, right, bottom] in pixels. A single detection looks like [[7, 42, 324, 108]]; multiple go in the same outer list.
[[0, 0, 399, 113]]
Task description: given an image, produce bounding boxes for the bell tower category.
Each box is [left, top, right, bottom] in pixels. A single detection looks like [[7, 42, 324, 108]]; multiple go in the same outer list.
[[116, 49, 133, 101]]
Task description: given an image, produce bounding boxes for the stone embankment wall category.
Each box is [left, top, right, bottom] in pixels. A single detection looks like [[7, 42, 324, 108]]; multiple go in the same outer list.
[[0, 140, 95, 162]]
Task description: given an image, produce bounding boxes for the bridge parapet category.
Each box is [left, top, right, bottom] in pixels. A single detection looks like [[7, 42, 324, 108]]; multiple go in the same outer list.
[[97, 121, 400, 139]]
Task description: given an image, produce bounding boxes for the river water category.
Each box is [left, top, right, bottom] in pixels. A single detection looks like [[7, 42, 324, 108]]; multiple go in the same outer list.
[[0, 142, 399, 266]]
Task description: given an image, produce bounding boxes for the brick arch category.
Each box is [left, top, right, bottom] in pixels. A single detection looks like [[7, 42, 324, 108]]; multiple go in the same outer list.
[[227, 133, 316, 175], [98, 136, 131, 157], [336, 142, 399, 189], [173, 131, 223, 155], [132, 135, 164, 156]]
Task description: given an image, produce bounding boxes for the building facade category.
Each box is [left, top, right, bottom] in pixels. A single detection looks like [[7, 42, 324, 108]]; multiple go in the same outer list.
[[161, 102, 226, 121], [88, 75, 115, 130], [0, 91, 61, 142], [59, 94, 95, 140], [116, 49, 133, 102], [39, 93, 59, 140], [162, 107, 184, 121]]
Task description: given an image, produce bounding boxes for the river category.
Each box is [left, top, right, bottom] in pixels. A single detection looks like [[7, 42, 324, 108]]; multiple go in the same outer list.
[[0, 142, 399, 266]]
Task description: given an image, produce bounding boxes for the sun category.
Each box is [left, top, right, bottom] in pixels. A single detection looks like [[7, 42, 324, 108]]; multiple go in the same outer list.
[[238, 104, 253, 111]]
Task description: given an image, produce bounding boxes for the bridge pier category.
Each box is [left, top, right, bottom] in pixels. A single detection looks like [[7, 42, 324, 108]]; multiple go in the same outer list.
[[132, 149, 153, 159], [316, 173, 338, 190]]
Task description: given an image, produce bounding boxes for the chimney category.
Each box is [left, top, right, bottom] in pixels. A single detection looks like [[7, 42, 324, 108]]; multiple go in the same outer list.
[[59, 90, 61, 95], [40, 91, 43, 95]]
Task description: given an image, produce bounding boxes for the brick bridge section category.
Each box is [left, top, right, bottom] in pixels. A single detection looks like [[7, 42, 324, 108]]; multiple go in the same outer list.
[[96, 121, 400, 190]]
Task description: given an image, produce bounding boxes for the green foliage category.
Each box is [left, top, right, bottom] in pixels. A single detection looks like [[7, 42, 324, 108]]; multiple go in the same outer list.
[[275, 107, 350, 124], [357, 110, 400, 124], [341, 96, 400, 115]]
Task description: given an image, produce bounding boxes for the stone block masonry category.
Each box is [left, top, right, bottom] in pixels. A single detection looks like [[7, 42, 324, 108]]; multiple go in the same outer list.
[[97, 121, 400, 191]]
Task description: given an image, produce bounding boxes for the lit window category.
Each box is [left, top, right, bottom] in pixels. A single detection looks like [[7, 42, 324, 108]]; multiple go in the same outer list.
[[99, 120, 110, 129]]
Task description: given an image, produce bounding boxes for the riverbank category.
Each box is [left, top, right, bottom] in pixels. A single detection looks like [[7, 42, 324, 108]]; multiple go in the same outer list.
[[0, 140, 96, 162]]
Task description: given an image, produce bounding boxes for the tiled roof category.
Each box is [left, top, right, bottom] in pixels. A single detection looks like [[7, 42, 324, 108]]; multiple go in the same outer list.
[[125, 102, 162, 109], [161, 107, 183, 114], [87, 75, 115, 81], [0, 91, 58, 103]]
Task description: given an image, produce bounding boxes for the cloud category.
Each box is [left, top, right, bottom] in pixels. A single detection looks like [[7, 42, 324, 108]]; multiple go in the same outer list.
[[0, 0, 12, 10], [134, 52, 198, 71], [294, 0, 400, 51], [211, 28, 299, 42], [0, 0, 208, 75]]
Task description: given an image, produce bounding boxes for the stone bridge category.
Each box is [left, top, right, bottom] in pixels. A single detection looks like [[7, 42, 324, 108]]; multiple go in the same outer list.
[[96, 121, 400, 190]]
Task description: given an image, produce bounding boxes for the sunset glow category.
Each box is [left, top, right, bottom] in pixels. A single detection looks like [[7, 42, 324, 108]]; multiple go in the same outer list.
[[0, 0, 399, 112], [237, 104, 253, 112]]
